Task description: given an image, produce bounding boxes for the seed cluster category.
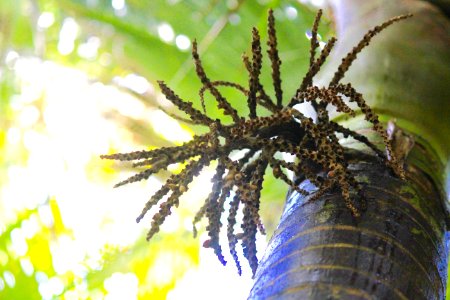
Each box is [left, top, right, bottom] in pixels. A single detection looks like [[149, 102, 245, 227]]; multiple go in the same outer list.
[[101, 10, 410, 276]]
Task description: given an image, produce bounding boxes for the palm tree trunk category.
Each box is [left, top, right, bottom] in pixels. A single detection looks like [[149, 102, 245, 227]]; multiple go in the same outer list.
[[250, 151, 447, 299], [249, 0, 450, 299]]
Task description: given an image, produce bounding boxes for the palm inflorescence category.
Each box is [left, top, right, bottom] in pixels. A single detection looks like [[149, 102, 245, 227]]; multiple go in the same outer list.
[[101, 9, 409, 276]]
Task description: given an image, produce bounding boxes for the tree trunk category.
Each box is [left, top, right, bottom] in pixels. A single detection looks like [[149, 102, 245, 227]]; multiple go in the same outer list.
[[249, 0, 450, 299]]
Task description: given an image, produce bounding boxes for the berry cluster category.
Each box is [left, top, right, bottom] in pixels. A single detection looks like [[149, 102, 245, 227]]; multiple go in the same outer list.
[[101, 9, 410, 276]]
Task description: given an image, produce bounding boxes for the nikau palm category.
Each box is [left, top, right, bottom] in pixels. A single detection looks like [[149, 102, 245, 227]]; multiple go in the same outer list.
[[102, 0, 450, 299]]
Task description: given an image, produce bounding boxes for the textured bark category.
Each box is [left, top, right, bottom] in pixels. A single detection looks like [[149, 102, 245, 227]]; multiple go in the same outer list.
[[249, 151, 447, 299], [249, 0, 449, 299]]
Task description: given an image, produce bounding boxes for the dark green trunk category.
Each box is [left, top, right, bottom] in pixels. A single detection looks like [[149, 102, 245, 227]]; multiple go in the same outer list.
[[250, 151, 447, 299], [249, 0, 449, 299]]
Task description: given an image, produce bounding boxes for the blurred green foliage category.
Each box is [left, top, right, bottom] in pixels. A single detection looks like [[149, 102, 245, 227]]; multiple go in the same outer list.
[[0, 0, 332, 299]]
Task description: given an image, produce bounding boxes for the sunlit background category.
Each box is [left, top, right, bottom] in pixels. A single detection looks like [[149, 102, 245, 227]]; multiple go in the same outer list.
[[0, 0, 334, 299]]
